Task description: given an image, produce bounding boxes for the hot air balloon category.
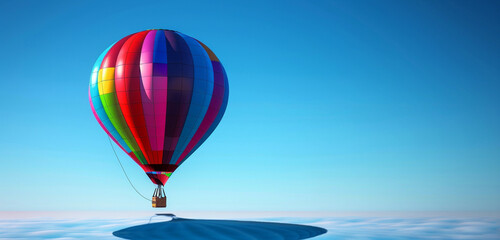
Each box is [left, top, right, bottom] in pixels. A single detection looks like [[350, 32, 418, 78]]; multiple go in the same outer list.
[[89, 29, 229, 208]]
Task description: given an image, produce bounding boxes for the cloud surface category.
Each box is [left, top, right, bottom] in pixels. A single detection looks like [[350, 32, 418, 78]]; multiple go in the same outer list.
[[0, 216, 499, 239]]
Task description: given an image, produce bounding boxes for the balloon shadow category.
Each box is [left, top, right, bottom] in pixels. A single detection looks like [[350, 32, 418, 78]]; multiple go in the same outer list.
[[113, 217, 327, 240]]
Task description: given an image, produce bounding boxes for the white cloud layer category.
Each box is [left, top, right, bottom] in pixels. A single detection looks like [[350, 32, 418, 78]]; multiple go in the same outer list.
[[0, 216, 498, 239]]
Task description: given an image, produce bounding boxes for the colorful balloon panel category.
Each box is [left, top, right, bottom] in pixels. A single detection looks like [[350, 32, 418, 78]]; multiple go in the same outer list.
[[89, 30, 229, 185]]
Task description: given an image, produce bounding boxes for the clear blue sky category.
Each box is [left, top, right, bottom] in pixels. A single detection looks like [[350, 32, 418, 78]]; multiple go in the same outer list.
[[0, 0, 499, 211]]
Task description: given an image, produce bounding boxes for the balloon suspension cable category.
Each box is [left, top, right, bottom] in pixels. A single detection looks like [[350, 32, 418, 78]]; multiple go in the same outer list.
[[107, 136, 152, 202]]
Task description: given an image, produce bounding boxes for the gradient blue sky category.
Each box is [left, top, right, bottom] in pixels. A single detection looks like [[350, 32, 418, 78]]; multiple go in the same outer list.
[[0, 0, 499, 211]]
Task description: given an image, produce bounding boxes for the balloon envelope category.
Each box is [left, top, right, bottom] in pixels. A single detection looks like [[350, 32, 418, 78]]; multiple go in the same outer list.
[[89, 29, 228, 185]]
